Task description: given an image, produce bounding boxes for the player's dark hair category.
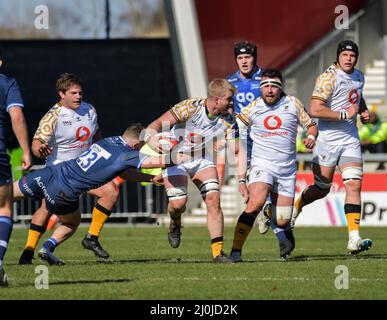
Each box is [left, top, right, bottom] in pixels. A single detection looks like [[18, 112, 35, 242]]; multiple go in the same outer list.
[[0, 47, 3, 60], [124, 123, 144, 139], [262, 68, 283, 82], [234, 41, 257, 61], [56, 73, 83, 93]]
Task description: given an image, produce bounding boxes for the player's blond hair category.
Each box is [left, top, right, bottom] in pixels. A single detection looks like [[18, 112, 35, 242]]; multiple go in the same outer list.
[[207, 79, 237, 98], [123, 123, 144, 139]]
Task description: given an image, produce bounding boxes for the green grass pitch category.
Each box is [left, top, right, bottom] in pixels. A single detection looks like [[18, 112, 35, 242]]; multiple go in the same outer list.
[[1, 225, 386, 300]]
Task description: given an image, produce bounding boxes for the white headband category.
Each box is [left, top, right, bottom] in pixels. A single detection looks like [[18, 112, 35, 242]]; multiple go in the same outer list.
[[260, 78, 283, 89]]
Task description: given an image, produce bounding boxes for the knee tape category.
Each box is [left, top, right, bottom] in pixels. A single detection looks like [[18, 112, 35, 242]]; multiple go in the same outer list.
[[314, 175, 332, 190], [199, 179, 219, 197], [273, 206, 293, 221], [341, 166, 363, 183], [166, 187, 188, 201]]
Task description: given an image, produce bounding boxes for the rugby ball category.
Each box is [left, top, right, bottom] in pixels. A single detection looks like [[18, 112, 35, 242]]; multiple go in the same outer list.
[[155, 132, 179, 153]]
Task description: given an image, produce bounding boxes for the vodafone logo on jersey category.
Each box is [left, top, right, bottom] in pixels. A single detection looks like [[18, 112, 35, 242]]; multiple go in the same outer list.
[[348, 89, 360, 104], [76, 126, 91, 142], [263, 115, 282, 130]]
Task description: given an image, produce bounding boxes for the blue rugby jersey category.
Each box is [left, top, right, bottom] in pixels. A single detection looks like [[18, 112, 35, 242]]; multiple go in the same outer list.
[[0, 74, 24, 152], [227, 66, 262, 114], [54, 136, 146, 198]]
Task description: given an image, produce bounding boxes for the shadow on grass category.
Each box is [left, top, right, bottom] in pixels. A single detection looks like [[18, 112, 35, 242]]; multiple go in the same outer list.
[[11, 253, 387, 267]]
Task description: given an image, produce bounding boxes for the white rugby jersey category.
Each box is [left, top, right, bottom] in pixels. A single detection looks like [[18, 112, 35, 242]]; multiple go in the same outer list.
[[312, 63, 364, 145], [238, 95, 315, 174], [33, 101, 99, 165], [169, 98, 238, 159]]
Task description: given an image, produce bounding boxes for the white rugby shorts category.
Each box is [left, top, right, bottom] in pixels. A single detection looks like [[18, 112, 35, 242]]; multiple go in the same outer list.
[[248, 164, 296, 198], [313, 141, 362, 167], [162, 158, 216, 178]]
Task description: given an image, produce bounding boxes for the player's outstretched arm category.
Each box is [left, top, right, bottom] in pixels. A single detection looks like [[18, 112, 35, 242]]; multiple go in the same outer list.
[[140, 153, 190, 169], [119, 168, 155, 183]]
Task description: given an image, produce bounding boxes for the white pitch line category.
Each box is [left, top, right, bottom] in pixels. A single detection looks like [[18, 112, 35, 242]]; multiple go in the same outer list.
[[141, 276, 387, 282]]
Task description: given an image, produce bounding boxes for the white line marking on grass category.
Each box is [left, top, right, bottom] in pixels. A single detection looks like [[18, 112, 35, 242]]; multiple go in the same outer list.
[[142, 277, 387, 282]]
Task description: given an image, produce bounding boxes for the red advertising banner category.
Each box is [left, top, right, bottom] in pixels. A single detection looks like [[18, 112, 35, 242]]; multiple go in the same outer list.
[[296, 172, 387, 193]]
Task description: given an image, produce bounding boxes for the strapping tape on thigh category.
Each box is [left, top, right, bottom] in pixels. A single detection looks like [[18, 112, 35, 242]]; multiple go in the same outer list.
[[199, 179, 219, 196], [341, 166, 363, 183], [166, 187, 188, 200]]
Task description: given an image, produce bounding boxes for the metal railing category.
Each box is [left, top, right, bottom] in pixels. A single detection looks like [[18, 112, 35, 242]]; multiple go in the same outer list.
[[13, 177, 168, 223]]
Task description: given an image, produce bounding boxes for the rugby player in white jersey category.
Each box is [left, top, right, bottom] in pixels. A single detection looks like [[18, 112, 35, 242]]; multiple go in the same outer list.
[[230, 69, 318, 261], [144, 79, 247, 263], [291, 40, 372, 255], [18, 73, 120, 264]]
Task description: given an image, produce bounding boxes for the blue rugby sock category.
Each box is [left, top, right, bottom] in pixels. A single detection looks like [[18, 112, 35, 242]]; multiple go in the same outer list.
[[271, 220, 288, 242], [42, 237, 58, 252], [271, 220, 294, 245], [0, 216, 13, 264]]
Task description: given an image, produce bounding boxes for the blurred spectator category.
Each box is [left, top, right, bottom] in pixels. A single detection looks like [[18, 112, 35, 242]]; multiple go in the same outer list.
[[359, 111, 387, 170]]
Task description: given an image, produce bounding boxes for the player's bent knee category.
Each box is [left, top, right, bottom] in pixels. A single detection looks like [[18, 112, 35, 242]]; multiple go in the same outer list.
[[199, 179, 219, 198], [203, 191, 220, 205], [168, 201, 186, 214], [246, 199, 264, 213], [343, 181, 362, 195], [276, 220, 289, 228], [59, 211, 81, 225], [314, 175, 332, 192], [341, 166, 363, 184], [104, 182, 120, 200]]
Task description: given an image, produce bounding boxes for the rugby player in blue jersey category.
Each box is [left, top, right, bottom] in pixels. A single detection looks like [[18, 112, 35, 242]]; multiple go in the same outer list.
[[0, 49, 32, 286], [13, 123, 185, 265], [227, 41, 262, 115], [220, 41, 272, 234]]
